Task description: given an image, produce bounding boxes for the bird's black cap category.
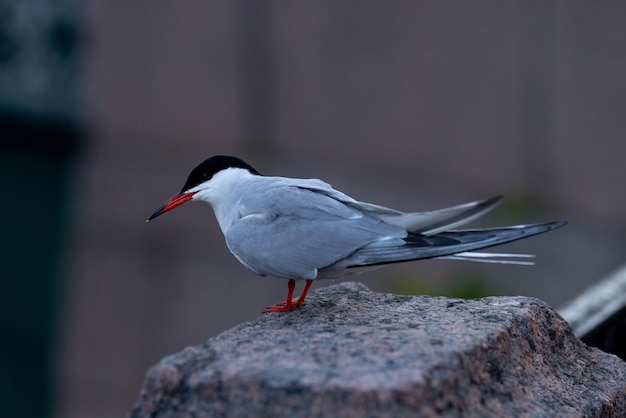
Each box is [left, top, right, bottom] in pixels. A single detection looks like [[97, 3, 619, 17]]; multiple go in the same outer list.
[[180, 155, 261, 192]]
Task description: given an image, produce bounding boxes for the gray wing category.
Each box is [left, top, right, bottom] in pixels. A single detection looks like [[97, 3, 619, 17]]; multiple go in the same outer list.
[[293, 180, 503, 235], [224, 183, 407, 279]]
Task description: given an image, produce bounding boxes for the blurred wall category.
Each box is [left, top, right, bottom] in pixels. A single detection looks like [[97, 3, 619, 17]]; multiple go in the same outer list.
[[56, 2, 626, 417]]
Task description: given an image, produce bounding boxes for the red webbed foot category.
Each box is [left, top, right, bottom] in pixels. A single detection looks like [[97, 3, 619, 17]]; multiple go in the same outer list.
[[262, 279, 313, 313]]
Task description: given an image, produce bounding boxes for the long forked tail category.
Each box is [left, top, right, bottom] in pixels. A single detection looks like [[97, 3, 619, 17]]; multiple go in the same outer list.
[[346, 220, 566, 268]]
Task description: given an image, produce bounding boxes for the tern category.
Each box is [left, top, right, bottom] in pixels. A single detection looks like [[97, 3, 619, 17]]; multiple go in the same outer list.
[[147, 155, 565, 312]]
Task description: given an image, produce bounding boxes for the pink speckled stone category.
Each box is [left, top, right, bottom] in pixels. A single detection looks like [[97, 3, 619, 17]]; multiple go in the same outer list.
[[129, 282, 626, 418]]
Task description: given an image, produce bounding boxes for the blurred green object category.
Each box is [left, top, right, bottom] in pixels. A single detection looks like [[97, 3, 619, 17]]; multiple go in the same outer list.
[[491, 194, 549, 224], [0, 111, 81, 418]]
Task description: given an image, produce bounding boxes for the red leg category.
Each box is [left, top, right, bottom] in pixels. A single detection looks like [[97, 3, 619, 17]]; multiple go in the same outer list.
[[293, 279, 313, 308], [263, 279, 297, 313], [263, 279, 313, 313]]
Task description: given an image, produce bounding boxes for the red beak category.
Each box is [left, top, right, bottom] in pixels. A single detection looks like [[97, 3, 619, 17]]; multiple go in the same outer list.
[[147, 191, 197, 221]]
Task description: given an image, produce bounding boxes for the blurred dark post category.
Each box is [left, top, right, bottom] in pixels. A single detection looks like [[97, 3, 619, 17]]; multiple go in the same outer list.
[[0, 1, 83, 417]]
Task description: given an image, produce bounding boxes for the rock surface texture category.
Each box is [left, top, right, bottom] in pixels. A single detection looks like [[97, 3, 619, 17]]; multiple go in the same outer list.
[[129, 282, 626, 418]]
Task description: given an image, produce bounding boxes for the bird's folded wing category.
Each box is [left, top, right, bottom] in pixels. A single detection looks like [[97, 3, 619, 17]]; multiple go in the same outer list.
[[292, 178, 503, 235]]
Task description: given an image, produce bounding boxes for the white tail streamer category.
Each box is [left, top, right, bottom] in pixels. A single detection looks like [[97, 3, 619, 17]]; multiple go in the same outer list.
[[437, 252, 536, 265]]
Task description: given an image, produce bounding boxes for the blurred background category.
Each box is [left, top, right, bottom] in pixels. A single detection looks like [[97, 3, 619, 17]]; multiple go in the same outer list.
[[1, 1, 626, 417]]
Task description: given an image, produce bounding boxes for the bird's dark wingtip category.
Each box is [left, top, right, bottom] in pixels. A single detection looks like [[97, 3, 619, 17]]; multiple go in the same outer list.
[[484, 195, 504, 210], [546, 219, 567, 230]]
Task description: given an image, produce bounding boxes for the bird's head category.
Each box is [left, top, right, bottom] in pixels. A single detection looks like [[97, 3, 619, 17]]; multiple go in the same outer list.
[[147, 155, 260, 221]]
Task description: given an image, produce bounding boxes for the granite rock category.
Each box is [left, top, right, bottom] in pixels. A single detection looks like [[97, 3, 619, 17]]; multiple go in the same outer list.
[[129, 282, 626, 417]]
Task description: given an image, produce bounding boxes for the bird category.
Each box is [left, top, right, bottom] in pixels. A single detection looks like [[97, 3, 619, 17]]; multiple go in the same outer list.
[[147, 155, 565, 313]]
